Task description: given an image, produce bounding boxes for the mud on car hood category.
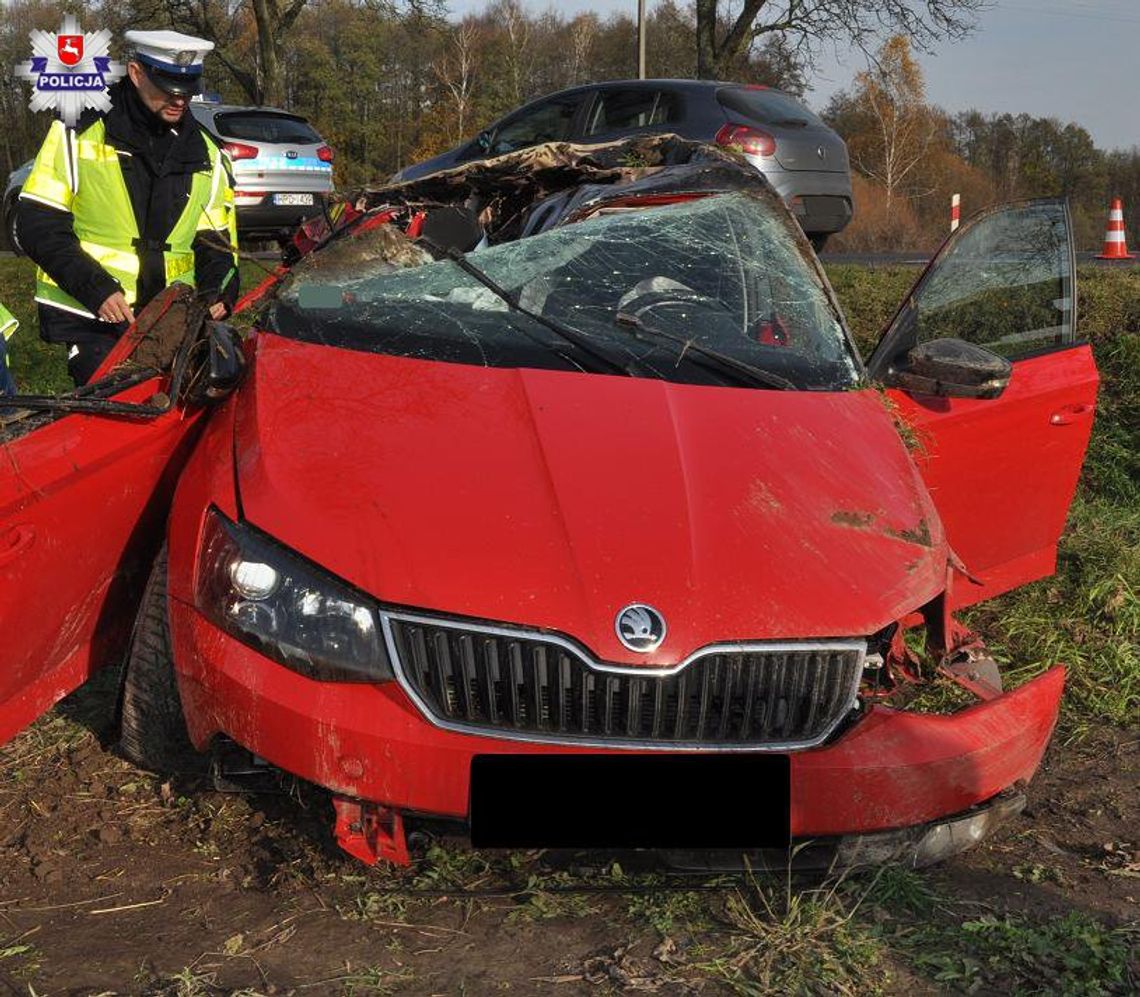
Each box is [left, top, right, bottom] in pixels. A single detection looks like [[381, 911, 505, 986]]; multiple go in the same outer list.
[[231, 334, 946, 665]]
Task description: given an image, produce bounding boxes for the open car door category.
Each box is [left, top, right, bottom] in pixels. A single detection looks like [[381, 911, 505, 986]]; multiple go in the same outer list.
[[867, 199, 1098, 607], [0, 288, 242, 746]]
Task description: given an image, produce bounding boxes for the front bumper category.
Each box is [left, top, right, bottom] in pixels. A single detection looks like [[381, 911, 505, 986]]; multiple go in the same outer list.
[[661, 788, 1027, 872], [170, 606, 1063, 855]]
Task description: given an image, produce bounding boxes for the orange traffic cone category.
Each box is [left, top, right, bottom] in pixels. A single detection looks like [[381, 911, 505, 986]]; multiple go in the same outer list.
[[1096, 197, 1134, 260]]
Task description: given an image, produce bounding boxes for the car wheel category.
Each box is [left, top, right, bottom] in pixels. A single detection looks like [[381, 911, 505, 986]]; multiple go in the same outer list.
[[4, 198, 22, 255], [809, 233, 829, 254], [117, 545, 206, 774]]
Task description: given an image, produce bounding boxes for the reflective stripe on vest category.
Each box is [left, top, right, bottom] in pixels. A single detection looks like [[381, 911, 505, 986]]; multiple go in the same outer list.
[[22, 118, 236, 317], [0, 303, 17, 342]]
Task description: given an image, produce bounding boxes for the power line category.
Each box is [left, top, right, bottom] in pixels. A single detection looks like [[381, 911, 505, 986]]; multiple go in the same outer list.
[[999, 0, 1140, 27]]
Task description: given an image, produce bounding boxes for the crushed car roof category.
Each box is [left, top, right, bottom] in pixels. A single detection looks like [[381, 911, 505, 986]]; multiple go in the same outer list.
[[359, 134, 785, 243]]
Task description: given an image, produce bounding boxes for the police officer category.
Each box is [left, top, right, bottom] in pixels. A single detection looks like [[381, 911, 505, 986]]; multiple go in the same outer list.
[[17, 30, 239, 386]]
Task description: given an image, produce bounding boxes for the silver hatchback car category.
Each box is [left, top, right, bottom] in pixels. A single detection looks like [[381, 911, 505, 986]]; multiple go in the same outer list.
[[189, 101, 335, 241], [393, 79, 853, 250]]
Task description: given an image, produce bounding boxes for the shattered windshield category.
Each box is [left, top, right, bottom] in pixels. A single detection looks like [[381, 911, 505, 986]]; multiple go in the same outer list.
[[270, 192, 860, 390]]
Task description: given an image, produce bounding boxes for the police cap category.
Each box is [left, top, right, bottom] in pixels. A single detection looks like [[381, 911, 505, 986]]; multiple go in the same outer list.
[[124, 29, 214, 96]]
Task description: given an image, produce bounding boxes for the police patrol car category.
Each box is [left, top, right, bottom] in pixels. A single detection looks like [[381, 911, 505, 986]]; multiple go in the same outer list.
[[190, 96, 335, 242]]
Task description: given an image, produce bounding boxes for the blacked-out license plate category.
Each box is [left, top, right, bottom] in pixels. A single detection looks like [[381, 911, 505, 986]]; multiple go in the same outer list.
[[470, 753, 790, 849]]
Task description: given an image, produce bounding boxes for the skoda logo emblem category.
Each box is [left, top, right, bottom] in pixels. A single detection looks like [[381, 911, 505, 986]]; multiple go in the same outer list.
[[615, 603, 667, 653]]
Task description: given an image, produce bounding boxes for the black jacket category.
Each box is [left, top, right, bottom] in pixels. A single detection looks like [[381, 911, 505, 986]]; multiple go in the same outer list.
[[17, 81, 238, 337]]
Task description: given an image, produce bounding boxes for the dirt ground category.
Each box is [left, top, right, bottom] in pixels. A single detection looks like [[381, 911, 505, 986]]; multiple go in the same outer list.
[[0, 669, 1135, 996]]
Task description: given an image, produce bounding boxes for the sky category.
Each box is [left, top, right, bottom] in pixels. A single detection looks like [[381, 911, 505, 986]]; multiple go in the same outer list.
[[449, 0, 1140, 151]]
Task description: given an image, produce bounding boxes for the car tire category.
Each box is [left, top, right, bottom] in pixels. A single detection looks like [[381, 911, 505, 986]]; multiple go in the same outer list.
[[117, 545, 206, 774], [809, 233, 830, 254], [4, 198, 22, 255]]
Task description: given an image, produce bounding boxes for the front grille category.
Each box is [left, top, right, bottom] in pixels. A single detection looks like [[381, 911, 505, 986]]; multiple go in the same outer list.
[[386, 614, 863, 748]]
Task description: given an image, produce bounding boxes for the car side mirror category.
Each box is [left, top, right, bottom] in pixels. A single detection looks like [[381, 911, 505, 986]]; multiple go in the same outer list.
[[886, 338, 1012, 400], [204, 322, 246, 400], [475, 131, 491, 153], [180, 321, 246, 406]]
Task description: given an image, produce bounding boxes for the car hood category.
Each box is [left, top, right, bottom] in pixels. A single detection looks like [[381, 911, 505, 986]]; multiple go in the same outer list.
[[233, 335, 946, 665]]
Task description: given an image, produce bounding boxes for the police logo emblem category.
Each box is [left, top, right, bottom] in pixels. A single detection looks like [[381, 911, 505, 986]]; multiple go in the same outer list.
[[16, 15, 124, 126]]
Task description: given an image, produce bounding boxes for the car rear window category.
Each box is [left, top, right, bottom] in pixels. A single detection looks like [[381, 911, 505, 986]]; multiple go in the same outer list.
[[213, 112, 321, 144], [717, 88, 823, 128]]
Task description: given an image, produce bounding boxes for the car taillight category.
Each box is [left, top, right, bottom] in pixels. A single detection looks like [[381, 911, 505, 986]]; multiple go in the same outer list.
[[223, 142, 259, 161], [317, 145, 334, 163], [715, 123, 777, 158]]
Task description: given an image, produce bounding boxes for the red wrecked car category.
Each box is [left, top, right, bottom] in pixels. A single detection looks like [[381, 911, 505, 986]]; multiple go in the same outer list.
[[0, 138, 1097, 869]]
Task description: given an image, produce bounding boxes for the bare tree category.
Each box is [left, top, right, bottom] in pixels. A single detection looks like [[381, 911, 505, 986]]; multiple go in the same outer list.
[[568, 13, 598, 86], [434, 21, 480, 143], [152, 0, 441, 107], [494, 0, 532, 105], [693, 0, 988, 81], [851, 35, 937, 208], [129, 1, 254, 102], [248, 0, 309, 105]]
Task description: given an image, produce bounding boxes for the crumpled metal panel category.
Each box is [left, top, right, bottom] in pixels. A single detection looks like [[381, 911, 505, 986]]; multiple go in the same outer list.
[[360, 134, 784, 244]]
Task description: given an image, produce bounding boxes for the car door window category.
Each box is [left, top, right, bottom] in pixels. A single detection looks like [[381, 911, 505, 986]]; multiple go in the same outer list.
[[490, 98, 581, 155], [585, 90, 679, 137], [873, 200, 1076, 370]]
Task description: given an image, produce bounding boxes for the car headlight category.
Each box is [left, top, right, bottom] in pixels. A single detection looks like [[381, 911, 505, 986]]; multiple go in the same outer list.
[[195, 507, 393, 683]]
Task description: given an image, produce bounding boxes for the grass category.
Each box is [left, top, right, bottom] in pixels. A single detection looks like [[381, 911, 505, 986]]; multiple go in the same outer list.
[[699, 868, 888, 996], [625, 885, 714, 936], [507, 871, 603, 922], [332, 966, 415, 996], [338, 886, 417, 924], [895, 912, 1137, 996], [970, 497, 1139, 730], [859, 867, 1138, 997], [0, 941, 42, 981]]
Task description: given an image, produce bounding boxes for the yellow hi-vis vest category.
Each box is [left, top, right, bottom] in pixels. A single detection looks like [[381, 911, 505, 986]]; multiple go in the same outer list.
[[20, 117, 237, 319], [0, 302, 16, 372], [0, 303, 16, 363]]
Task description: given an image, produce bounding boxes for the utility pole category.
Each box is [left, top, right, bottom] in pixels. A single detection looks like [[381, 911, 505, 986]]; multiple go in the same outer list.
[[638, 0, 646, 79]]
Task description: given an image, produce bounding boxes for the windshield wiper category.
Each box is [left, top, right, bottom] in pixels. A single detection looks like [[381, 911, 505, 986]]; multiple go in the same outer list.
[[0, 367, 170, 419], [614, 310, 796, 391], [422, 240, 636, 378]]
